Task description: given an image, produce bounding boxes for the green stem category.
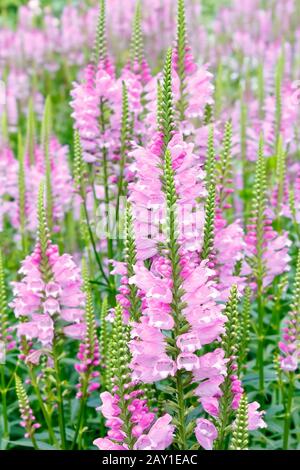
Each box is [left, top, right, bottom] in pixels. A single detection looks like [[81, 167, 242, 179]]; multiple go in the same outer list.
[[71, 379, 88, 450], [0, 366, 9, 441], [28, 368, 58, 447], [102, 147, 116, 305], [82, 198, 109, 285], [30, 433, 39, 450], [257, 280, 265, 397], [53, 352, 67, 449], [100, 99, 116, 305], [283, 374, 294, 450]]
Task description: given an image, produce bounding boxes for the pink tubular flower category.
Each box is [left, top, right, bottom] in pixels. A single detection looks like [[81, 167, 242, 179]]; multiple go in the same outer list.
[[247, 402, 267, 431], [133, 414, 175, 450], [95, 389, 173, 450], [93, 438, 127, 450], [10, 239, 85, 351], [195, 418, 218, 450]]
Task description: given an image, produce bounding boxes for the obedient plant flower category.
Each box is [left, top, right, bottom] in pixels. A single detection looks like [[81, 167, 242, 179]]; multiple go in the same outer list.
[[94, 304, 174, 450], [2, 0, 300, 453], [10, 185, 85, 351], [127, 50, 228, 449]]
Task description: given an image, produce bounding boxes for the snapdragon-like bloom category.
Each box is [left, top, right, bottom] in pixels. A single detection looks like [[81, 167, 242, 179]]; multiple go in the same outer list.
[[195, 418, 218, 450], [94, 388, 174, 451], [11, 241, 85, 350], [247, 402, 267, 431]]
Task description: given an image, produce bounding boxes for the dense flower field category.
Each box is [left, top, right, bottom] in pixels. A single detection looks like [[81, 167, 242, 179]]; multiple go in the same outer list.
[[0, 0, 299, 452]]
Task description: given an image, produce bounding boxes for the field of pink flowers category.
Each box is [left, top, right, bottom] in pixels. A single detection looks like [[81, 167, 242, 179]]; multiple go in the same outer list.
[[0, 0, 299, 453]]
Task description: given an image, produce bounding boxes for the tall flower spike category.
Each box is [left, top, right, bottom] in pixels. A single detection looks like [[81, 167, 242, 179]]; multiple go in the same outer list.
[[25, 98, 36, 166], [99, 296, 109, 389], [248, 135, 266, 393], [201, 183, 216, 262], [205, 125, 216, 190], [202, 126, 216, 261], [0, 250, 8, 347], [279, 249, 300, 372], [230, 394, 249, 450], [94, 0, 107, 64], [15, 375, 40, 443], [162, 149, 193, 449], [37, 183, 51, 276], [161, 48, 175, 151], [116, 82, 130, 222], [18, 132, 27, 253], [251, 135, 267, 281], [75, 261, 100, 398], [73, 130, 85, 194], [11, 183, 85, 349], [41, 96, 53, 231], [176, 0, 188, 119], [275, 135, 286, 222], [94, 304, 174, 450], [217, 120, 233, 214], [130, 1, 143, 67], [97, 305, 135, 448], [215, 284, 240, 449], [124, 204, 140, 322]]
